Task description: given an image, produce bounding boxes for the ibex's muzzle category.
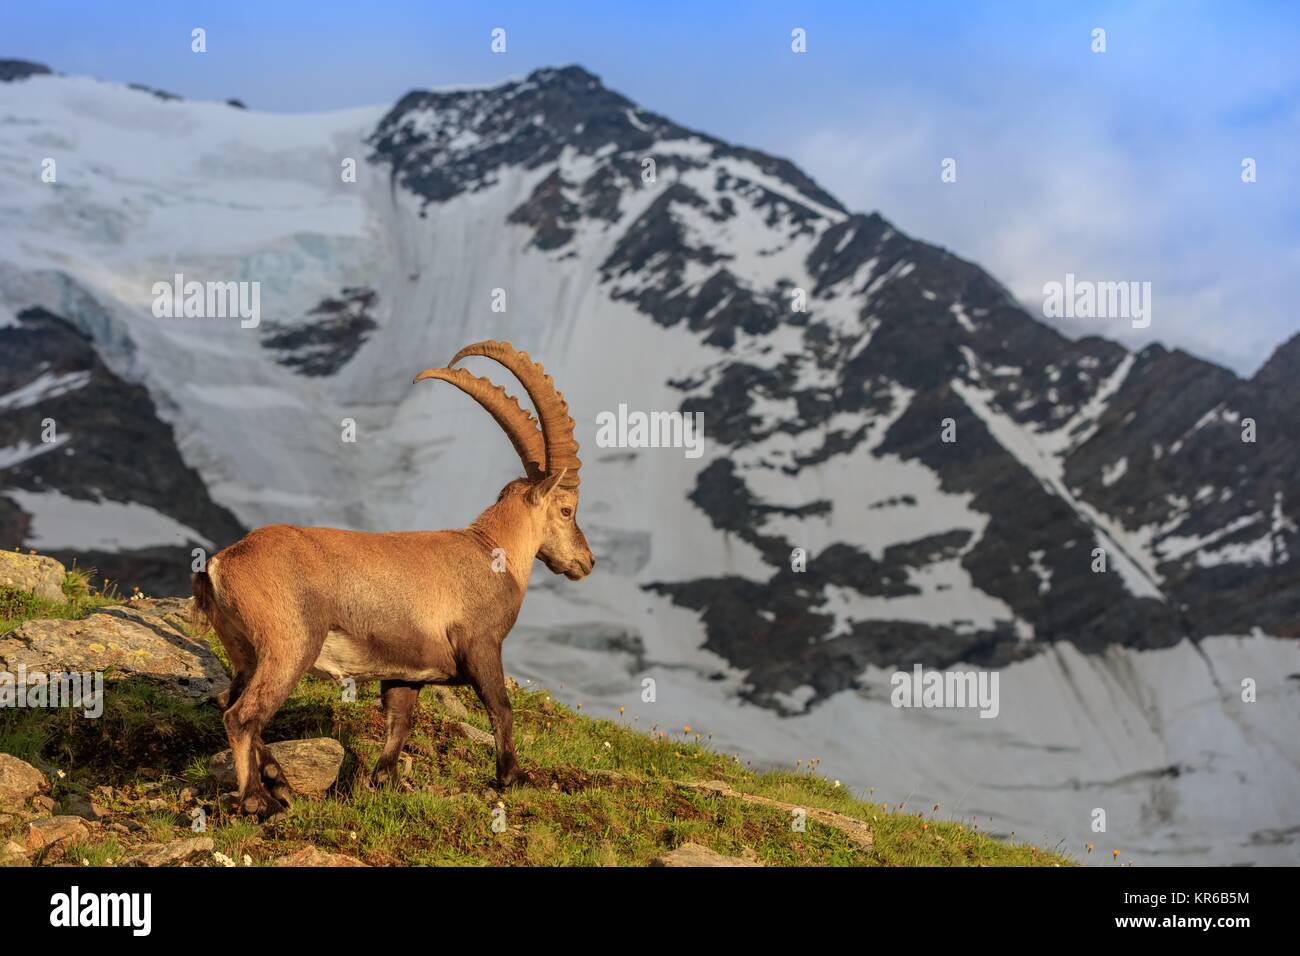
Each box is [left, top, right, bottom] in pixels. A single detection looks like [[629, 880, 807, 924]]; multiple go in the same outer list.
[[565, 555, 594, 580]]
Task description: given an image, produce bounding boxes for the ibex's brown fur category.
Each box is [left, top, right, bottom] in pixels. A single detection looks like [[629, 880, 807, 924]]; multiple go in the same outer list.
[[192, 343, 592, 820]]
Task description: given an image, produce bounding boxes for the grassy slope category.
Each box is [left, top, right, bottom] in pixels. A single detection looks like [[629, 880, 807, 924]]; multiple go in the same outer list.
[[0, 585, 1074, 867], [0, 566, 119, 634]]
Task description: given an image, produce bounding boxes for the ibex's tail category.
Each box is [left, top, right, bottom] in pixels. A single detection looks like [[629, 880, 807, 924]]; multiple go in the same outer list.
[[191, 568, 219, 635]]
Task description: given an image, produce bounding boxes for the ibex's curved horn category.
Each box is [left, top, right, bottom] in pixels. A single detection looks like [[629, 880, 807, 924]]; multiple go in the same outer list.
[[450, 341, 581, 487], [412, 366, 546, 477]]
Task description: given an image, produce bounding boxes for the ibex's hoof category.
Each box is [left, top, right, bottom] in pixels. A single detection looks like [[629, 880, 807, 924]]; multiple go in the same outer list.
[[497, 767, 533, 789], [241, 791, 288, 822]]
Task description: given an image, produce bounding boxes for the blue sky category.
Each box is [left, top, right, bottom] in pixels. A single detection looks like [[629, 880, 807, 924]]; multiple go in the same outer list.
[[5, 0, 1297, 373]]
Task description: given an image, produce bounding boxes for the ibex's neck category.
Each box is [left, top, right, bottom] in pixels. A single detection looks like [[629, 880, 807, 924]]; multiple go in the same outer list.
[[467, 495, 540, 595]]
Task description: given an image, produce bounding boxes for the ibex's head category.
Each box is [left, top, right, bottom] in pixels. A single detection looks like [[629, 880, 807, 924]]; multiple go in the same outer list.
[[414, 341, 594, 581], [523, 468, 593, 580]]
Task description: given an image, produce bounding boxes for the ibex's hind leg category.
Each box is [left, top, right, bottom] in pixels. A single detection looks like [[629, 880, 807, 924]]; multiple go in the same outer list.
[[210, 616, 255, 711], [224, 630, 323, 820], [462, 645, 525, 788], [253, 740, 294, 807], [208, 617, 291, 802], [371, 680, 421, 787]]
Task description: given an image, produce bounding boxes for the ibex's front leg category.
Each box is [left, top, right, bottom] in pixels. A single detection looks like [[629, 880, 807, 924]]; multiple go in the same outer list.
[[372, 680, 421, 787], [462, 645, 526, 787]]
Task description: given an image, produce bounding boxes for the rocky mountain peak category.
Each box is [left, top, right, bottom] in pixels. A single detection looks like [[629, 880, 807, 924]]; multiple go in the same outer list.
[[367, 64, 843, 219], [0, 59, 52, 83], [1250, 331, 1300, 409], [368, 64, 689, 207]]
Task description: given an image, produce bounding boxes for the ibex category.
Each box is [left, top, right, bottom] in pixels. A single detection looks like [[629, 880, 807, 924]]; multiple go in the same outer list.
[[191, 341, 593, 820]]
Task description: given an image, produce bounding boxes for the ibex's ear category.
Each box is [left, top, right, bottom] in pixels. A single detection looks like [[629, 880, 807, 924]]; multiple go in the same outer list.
[[526, 468, 567, 506]]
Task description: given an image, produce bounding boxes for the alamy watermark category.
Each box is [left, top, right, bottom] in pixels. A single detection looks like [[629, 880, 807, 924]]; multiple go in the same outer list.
[[594, 405, 705, 459], [49, 886, 151, 936], [1042, 273, 1151, 329], [151, 273, 261, 328], [0, 665, 103, 718], [890, 664, 999, 718]]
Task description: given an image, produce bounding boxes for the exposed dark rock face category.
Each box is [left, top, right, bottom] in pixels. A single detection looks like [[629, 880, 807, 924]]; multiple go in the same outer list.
[[0, 60, 52, 83], [127, 83, 181, 102], [367, 66, 842, 215], [508, 170, 582, 251], [0, 308, 245, 595], [260, 287, 380, 377]]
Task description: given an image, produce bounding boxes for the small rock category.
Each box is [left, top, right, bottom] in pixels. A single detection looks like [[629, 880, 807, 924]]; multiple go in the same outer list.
[[0, 813, 12, 826], [427, 685, 470, 718], [61, 793, 110, 821], [208, 738, 344, 796], [31, 795, 56, 814], [454, 722, 495, 747], [25, 815, 90, 852], [1, 839, 30, 866], [127, 836, 214, 867], [146, 799, 166, 812], [0, 550, 67, 603], [649, 842, 763, 867], [0, 754, 49, 810], [273, 845, 368, 867], [134, 597, 195, 632]]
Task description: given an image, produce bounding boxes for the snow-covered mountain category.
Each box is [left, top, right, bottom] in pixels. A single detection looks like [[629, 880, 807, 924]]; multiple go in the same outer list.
[[1, 59, 1297, 864]]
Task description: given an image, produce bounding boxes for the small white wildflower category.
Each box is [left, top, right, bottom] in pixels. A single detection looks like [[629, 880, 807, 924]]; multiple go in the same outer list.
[[212, 851, 236, 868], [833, 780, 841, 788], [242, 854, 252, 866]]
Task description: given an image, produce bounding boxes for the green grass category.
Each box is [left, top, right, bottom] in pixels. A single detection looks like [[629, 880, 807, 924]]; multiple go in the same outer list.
[[0, 576, 122, 636], [0, 578, 129, 767], [61, 835, 125, 867], [1, 645, 1077, 866], [0, 593, 1076, 867]]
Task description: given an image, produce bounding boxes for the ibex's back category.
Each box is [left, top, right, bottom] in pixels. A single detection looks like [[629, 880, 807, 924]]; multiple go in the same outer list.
[[191, 341, 592, 819]]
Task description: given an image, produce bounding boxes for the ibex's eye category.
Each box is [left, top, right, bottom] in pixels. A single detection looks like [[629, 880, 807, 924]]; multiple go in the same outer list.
[[561, 507, 573, 518]]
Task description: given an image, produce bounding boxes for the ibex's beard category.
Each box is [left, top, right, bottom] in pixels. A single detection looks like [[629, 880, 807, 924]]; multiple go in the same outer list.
[[543, 555, 593, 580]]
